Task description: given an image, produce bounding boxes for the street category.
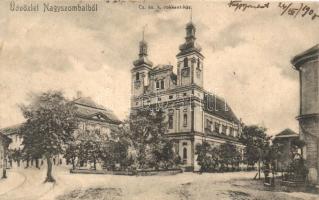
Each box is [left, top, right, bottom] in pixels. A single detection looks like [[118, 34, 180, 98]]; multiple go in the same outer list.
[[0, 167, 318, 200]]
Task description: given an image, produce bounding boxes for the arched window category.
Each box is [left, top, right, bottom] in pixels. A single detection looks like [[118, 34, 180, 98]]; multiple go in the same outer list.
[[183, 114, 188, 127], [183, 147, 187, 162], [197, 58, 201, 69], [136, 72, 140, 81], [183, 57, 188, 68]]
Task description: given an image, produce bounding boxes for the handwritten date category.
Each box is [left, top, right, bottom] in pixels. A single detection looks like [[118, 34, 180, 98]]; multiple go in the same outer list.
[[278, 2, 319, 20]]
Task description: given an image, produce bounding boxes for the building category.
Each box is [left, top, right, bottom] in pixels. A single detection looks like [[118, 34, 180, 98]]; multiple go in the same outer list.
[[273, 129, 300, 171], [0, 124, 23, 168], [0, 132, 11, 178], [0, 95, 121, 168], [292, 44, 319, 185], [130, 20, 244, 171]]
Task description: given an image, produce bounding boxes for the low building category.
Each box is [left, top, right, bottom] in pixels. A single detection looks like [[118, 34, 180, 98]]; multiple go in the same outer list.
[[0, 95, 121, 168], [273, 129, 299, 171], [0, 132, 12, 178]]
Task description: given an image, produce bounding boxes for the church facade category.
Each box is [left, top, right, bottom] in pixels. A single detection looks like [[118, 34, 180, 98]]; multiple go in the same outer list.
[[130, 21, 244, 171]]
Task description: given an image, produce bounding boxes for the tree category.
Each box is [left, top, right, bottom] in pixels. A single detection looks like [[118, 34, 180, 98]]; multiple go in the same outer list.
[[219, 142, 241, 171], [239, 125, 271, 169], [64, 142, 79, 170], [196, 141, 212, 172], [20, 91, 78, 182], [126, 109, 178, 170]]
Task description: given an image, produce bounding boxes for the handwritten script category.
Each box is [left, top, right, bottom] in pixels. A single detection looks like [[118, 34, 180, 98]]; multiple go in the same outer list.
[[228, 0, 318, 21], [228, 0, 270, 11]]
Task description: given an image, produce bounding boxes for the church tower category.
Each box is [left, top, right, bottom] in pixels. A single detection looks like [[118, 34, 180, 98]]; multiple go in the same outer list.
[[131, 31, 153, 100], [177, 20, 204, 88]]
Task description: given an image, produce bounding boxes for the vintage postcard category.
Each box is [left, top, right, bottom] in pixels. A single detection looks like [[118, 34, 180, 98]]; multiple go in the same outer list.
[[0, 0, 319, 199]]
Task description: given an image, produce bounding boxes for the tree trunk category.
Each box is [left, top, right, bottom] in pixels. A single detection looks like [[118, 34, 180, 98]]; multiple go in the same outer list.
[[258, 159, 261, 180], [72, 159, 75, 170], [35, 159, 40, 169], [93, 158, 96, 170], [25, 158, 29, 168], [2, 158, 7, 179], [45, 155, 55, 183]]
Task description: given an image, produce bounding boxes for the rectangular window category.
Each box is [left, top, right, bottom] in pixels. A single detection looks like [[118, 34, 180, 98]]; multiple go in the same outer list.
[[215, 123, 220, 133], [168, 115, 173, 129], [169, 95, 173, 99], [229, 127, 234, 137], [206, 119, 210, 128], [161, 80, 164, 89], [222, 125, 227, 134], [206, 119, 212, 130], [183, 114, 188, 127], [156, 81, 160, 89]]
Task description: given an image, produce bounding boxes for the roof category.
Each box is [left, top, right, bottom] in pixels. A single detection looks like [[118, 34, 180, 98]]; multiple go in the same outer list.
[[152, 64, 173, 71], [73, 97, 121, 124], [0, 132, 12, 145], [133, 56, 153, 67], [291, 44, 319, 70], [274, 128, 299, 139], [203, 93, 240, 123], [204, 128, 239, 142], [0, 97, 121, 136], [0, 124, 22, 135]]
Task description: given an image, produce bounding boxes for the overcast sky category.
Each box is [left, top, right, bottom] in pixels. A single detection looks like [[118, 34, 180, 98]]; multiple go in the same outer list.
[[0, 0, 318, 135]]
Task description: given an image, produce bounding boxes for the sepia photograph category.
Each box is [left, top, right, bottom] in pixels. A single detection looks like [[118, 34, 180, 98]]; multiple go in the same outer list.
[[0, 0, 319, 199]]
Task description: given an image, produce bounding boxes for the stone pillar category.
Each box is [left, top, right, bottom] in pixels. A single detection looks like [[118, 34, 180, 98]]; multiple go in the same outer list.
[[292, 44, 319, 185]]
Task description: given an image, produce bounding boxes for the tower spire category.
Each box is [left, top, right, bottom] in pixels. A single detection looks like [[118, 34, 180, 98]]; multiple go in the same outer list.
[[177, 12, 202, 57], [142, 24, 147, 41], [133, 25, 153, 67], [139, 25, 148, 57]]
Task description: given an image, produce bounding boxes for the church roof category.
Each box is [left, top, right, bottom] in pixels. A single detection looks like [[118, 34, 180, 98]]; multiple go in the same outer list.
[[177, 41, 202, 57], [133, 56, 153, 67], [204, 128, 239, 142], [203, 93, 240, 123], [73, 97, 121, 124], [151, 64, 173, 72]]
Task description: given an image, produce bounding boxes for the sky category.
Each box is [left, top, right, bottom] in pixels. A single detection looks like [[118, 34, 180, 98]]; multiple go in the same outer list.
[[0, 0, 318, 135]]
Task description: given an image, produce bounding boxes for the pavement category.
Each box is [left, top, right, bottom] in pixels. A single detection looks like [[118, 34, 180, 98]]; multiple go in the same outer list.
[[0, 171, 26, 196], [0, 167, 318, 200]]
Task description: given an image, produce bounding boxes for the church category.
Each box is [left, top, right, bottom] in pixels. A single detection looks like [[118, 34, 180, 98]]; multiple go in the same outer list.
[[130, 20, 245, 171]]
